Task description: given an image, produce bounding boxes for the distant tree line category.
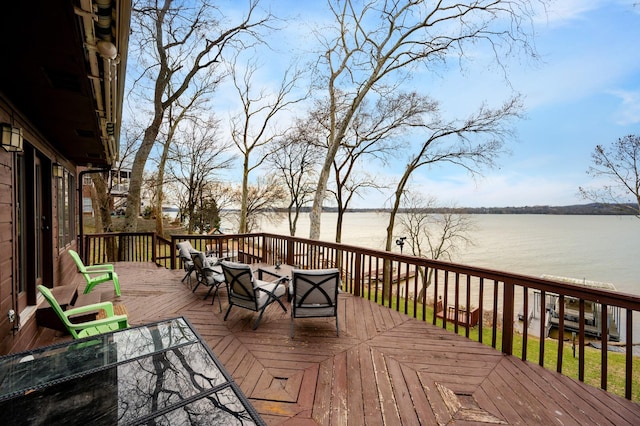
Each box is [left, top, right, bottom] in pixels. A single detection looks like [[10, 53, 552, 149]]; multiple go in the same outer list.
[[307, 203, 639, 215]]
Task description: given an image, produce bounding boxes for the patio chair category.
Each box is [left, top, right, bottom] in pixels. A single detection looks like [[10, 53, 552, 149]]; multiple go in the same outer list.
[[221, 261, 288, 330], [290, 268, 340, 338], [37, 285, 129, 339], [176, 241, 197, 285], [191, 252, 226, 312], [68, 250, 121, 296]]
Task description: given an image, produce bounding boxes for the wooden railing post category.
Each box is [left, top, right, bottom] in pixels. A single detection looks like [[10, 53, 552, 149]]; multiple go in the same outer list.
[[286, 238, 294, 266], [151, 233, 157, 263], [502, 280, 515, 356], [170, 236, 177, 270], [354, 254, 361, 297]]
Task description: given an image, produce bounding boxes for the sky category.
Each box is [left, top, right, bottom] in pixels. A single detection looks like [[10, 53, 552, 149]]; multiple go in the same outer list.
[[215, 0, 640, 209]]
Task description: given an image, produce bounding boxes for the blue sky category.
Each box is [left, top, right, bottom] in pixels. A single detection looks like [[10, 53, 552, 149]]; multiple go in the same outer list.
[[218, 0, 640, 208]]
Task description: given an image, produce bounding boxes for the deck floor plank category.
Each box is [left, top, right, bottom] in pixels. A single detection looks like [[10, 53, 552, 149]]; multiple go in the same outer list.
[[357, 344, 384, 426], [313, 359, 333, 425], [370, 347, 402, 424], [346, 345, 365, 424], [25, 262, 640, 425]]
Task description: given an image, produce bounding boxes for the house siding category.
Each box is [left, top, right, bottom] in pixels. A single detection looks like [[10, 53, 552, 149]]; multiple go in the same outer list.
[[0, 105, 17, 354], [0, 97, 80, 355]]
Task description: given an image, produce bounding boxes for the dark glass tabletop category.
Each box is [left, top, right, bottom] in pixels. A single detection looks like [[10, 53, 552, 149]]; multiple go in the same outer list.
[[0, 317, 263, 425]]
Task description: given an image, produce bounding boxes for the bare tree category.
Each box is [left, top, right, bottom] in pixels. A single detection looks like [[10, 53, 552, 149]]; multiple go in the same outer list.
[[579, 134, 640, 218], [384, 98, 521, 252], [233, 175, 286, 232], [150, 74, 217, 236], [307, 0, 540, 240], [328, 94, 420, 242], [204, 181, 236, 232], [168, 118, 234, 233], [228, 56, 306, 233], [267, 122, 322, 236], [398, 192, 475, 300], [123, 0, 271, 232]]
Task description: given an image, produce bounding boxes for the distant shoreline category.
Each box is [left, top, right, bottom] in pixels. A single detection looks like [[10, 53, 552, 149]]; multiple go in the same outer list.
[[265, 203, 639, 216]]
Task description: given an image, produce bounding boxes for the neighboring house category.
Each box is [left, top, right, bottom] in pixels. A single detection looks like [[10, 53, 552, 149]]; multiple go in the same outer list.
[[81, 166, 131, 216], [0, 1, 131, 354]]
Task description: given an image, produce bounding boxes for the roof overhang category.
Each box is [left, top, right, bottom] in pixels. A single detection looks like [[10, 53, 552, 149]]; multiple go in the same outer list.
[[0, 0, 131, 167]]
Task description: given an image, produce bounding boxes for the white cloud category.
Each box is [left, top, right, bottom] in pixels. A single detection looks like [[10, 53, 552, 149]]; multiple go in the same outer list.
[[540, 0, 604, 26], [610, 89, 640, 125]]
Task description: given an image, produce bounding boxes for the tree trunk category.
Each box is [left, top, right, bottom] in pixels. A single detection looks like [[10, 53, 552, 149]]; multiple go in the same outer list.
[[287, 200, 298, 236], [91, 172, 116, 261], [155, 187, 164, 237], [335, 206, 344, 243], [381, 167, 413, 298], [239, 156, 250, 233], [124, 115, 163, 233], [309, 154, 334, 240], [155, 138, 171, 238]]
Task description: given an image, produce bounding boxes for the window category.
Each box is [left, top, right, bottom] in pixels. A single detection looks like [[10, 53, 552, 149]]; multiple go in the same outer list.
[[83, 197, 93, 214], [57, 170, 75, 248]]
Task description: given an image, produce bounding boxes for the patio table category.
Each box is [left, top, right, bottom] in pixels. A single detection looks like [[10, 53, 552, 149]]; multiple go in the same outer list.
[[254, 263, 294, 300], [0, 317, 264, 425]]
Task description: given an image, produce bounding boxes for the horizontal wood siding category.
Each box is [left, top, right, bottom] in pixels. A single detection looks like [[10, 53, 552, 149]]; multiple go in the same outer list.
[[0, 150, 14, 355]]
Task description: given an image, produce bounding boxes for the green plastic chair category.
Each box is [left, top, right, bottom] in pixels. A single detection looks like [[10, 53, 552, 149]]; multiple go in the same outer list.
[[68, 250, 121, 296], [37, 285, 129, 339]]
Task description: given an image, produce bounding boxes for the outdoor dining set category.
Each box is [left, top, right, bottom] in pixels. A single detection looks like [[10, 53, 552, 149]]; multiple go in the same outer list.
[[177, 241, 341, 337], [33, 242, 341, 344]]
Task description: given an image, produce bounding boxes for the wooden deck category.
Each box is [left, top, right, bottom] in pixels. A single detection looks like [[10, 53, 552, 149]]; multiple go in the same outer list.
[[30, 262, 640, 425]]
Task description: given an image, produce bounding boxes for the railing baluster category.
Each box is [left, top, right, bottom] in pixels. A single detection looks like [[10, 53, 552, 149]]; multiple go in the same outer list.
[[492, 280, 498, 349], [454, 272, 460, 335], [557, 294, 565, 374], [626, 309, 633, 400], [478, 277, 484, 344], [539, 290, 546, 367], [465, 274, 471, 338], [433, 269, 439, 326], [579, 299, 586, 382], [523, 287, 529, 361], [442, 272, 449, 329], [601, 302, 608, 391]]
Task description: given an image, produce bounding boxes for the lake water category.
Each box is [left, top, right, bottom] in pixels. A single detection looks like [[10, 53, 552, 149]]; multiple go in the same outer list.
[[258, 212, 640, 297]]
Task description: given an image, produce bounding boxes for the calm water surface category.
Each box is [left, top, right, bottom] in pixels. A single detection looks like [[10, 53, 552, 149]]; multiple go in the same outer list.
[[260, 212, 640, 296]]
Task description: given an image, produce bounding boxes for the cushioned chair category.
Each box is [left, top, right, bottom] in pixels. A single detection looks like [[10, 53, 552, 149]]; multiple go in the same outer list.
[[290, 268, 340, 338], [221, 261, 287, 330], [191, 252, 226, 311], [68, 250, 121, 296], [38, 285, 129, 339], [176, 241, 197, 286]]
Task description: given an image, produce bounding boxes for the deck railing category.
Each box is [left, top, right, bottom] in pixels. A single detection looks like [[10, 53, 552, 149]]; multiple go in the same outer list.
[[81, 231, 640, 400]]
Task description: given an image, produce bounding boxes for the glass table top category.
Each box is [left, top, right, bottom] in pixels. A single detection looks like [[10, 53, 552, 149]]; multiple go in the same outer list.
[[0, 317, 263, 425]]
